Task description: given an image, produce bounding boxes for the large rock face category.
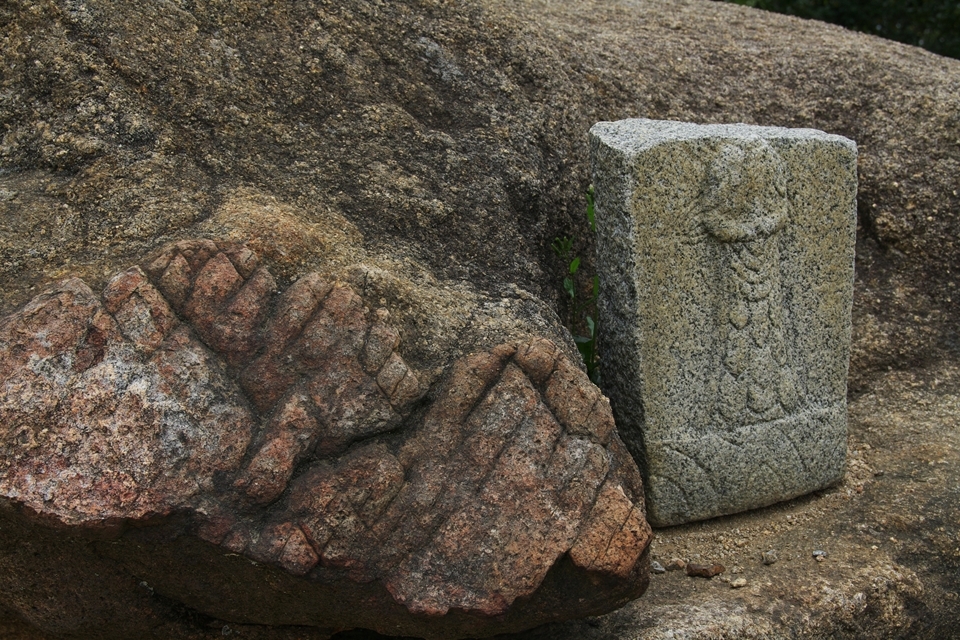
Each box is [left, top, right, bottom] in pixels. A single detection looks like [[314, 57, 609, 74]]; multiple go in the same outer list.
[[1, 0, 959, 637], [0, 239, 651, 638], [1, 0, 958, 388]]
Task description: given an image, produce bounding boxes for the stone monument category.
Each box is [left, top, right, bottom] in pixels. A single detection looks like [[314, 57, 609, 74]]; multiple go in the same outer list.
[[590, 119, 857, 526]]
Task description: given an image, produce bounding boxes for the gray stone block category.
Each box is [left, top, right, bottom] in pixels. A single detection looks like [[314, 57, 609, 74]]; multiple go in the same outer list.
[[590, 119, 857, 526]]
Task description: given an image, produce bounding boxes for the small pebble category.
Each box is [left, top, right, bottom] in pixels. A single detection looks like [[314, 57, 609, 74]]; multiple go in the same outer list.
[[651, 560, 666, 574], [812, 550, 828, 562], [665, 558, 687, 571], [730, 578, 748, 589], [686, 562, 725, 578], [762, 549, 778, 565]]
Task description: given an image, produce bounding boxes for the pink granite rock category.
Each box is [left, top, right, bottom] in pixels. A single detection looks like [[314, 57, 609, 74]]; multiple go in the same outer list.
[[0, 241, 650, 638]]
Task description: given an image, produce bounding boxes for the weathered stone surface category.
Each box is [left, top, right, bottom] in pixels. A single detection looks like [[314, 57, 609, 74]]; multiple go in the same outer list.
[[591, 119, 857, 526], [1, 0, 960, 636], [1, 0, 958, 393], [0, 240, 651, 639]]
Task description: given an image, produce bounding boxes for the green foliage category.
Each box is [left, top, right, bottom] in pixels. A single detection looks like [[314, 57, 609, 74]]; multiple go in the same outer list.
[[551, 236, 573, 259], [552, 186, 600, 384], [720, 0, 960, 60]]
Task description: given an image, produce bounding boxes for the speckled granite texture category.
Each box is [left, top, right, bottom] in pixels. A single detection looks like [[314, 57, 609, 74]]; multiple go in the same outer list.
[[590, 119, 857, 526]]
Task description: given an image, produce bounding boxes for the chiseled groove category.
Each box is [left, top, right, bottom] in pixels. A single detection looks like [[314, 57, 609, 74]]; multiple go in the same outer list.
[[577, 394, 605, 443], [350, 463, 404, 531], [667, 447, 722, 499], [755, 461, 789, 498], [296, 379, 332, 458], [565, 454, 612, 552], [541, 416, 571, 478], [100, 286, 168, 371], [558, 445, 608, 516], [147, 247, 215, 338], [773, 420, 810, 477], [149, 244, 270, 363], [263, 277, 336, 364], [530, 346, 610, 502], [585, 493, 635, 571], [511, 343, 571, 454], [375, 362, 524, 573], [215, 259, 256, 314], [655, 476, 692, 515], [293, 522, 323, 564], [264, 287, 333, 412], [300, 521, 328, 563], [434, 375, 558, 570], [336, 456, 403, 536], [340, 460, 419, 564], [168, 245, 216, 313], [236, 381, 320, 496], [447, 354, 516, 449], [242, 278, 337, 419]]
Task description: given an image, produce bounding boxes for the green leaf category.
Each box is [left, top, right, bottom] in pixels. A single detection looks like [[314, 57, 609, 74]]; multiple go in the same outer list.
[[574, 335, 592, 361], [575, 335, 596, 380], [550, 185, 603, 382], [552, 236, 573, 258]]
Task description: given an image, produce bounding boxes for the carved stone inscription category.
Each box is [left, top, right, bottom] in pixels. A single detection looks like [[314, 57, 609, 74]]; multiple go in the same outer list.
[[590, 119, 857, 526]]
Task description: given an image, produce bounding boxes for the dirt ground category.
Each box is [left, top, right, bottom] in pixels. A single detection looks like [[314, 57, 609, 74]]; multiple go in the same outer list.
[[2, 360, 956, 639]]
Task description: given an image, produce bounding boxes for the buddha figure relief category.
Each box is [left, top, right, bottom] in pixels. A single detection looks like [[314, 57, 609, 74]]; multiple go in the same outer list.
[[701, 139, 799, 428]]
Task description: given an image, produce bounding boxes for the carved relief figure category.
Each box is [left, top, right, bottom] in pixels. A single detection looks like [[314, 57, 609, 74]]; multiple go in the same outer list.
[[702, 139, 799, 428]]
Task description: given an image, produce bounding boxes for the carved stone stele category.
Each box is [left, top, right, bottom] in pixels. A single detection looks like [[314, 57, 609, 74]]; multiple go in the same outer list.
[[590, 118, 857, 526]]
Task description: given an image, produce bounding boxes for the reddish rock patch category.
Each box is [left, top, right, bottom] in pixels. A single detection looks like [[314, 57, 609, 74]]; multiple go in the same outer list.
[[0, 240, 650, 638]]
